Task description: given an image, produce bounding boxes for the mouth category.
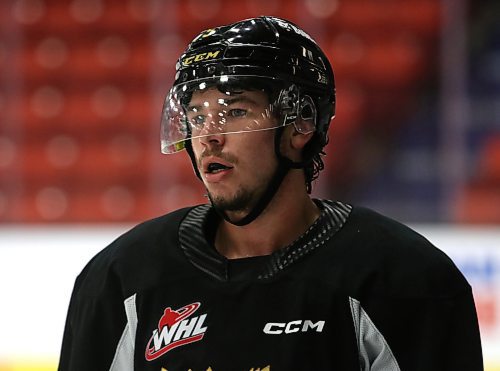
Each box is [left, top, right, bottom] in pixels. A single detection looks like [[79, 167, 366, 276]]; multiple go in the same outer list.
[[200, 156, 235, 183], [206, 162, 234, 174], [202, 156, 234, 174]]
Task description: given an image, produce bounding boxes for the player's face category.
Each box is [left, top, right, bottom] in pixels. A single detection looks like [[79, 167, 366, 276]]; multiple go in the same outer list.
[[189, 87, 278, 214]]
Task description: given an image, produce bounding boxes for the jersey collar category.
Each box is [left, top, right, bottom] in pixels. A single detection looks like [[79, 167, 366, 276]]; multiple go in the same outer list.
[[178, 199, 352, 281]]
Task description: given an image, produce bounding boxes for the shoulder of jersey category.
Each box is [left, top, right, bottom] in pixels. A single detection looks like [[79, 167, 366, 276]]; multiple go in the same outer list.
[[327, 206, 470, 297], [74, 206, 196, 296]]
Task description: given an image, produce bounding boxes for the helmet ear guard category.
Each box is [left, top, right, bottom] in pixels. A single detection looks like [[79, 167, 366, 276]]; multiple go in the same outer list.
[[276, 84, 317, 135], [295, 95, 316, 135], [277, 84, 299, 125]]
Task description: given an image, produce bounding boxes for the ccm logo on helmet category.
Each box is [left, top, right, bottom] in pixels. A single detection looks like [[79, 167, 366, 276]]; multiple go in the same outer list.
[[263, 320, 325, 335], [182, 50, 221, 66]]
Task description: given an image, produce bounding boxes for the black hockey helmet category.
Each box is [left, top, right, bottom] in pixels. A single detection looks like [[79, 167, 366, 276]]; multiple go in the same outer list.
[[161, 15, 335, 155]]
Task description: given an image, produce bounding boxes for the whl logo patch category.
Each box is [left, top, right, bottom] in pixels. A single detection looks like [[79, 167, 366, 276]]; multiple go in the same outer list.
[[145, 302, 208, 361]]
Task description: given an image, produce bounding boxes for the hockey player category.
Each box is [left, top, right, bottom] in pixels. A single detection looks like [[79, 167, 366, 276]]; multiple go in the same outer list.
[[59, 16, 483, 370]]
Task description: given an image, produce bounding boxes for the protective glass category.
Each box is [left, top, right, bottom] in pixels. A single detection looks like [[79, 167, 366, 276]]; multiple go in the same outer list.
[[160, 75, 299, 154]]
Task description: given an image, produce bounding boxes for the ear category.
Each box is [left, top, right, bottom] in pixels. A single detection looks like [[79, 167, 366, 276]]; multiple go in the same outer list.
[[281, 94, 316, 159], [290, 124, 314, 150], [290, 94, 316, 150], [280, 124, 314, 162]]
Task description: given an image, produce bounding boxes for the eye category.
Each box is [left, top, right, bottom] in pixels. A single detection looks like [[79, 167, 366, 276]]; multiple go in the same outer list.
[[228, 108, 247, 118], [189, 115, 206, 127]]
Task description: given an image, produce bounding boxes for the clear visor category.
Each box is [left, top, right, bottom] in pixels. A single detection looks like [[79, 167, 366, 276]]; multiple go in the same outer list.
[[160, 76, 297, 154]]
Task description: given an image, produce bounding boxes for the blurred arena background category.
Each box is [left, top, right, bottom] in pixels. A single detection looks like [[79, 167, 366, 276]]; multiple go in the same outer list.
[[0, 0, 498, 369]]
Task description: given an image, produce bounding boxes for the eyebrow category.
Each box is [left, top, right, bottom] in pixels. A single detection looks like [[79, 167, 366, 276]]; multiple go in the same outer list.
[[186, 96, 259, 112]]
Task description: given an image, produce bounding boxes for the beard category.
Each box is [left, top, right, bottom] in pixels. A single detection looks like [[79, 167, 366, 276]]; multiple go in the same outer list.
[[198, 149, 257, 213], [197, 146, 277, 217], [205, 165, 275, 217], [207, 186, 255, 213]]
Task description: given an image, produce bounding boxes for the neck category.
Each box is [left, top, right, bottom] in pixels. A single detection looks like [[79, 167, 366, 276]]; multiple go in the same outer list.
[[214, 170, 320, 259]]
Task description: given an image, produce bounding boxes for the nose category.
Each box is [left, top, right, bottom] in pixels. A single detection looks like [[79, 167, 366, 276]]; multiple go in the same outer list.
[[198, 131, 225, 148], [197, 112, 226, 147], [198, 120, 225, 147]]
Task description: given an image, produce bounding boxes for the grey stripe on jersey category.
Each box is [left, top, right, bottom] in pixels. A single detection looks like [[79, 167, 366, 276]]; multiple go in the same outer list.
[[109, 294, 138, 371], [349, 297, 401, 371]]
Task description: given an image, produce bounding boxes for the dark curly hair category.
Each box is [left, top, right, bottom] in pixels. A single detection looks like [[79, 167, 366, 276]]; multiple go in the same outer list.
[[302, 131, 328, 194]]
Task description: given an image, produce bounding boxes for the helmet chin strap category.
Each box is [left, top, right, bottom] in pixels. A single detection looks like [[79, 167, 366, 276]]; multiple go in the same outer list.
[[186, 127, 308, 226]]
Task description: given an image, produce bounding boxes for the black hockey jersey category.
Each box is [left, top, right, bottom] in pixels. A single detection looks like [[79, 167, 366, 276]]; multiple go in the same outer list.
[[58, 200, 483, 370]]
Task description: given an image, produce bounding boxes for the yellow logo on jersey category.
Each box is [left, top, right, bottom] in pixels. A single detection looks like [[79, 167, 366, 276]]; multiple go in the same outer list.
[[182, 50, 221, 66]]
